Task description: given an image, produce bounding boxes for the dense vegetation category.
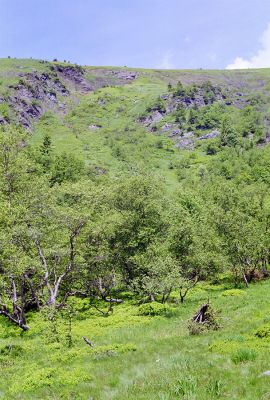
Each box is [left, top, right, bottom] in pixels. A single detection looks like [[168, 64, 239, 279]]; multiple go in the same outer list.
[[1, 59, 270, 399]]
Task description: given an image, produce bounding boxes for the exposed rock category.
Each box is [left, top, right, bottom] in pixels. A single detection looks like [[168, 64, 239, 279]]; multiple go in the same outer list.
[[89, 124, 102, 130], [0, 115, 7, 125], [260, 371, 270, 377], [140, 110, 164, 128], [110, 70, 138, 81], [54, 65, 92, 93], [6, 71, 71, 129], [139, 83, 227, 135], [25, 104, 42, 118], [174, 132, 195, 149], [176, 138, 194, 150], [258, 132, 270, 147], [98, 98, 106, 106], [161, 123, 173, 132], [182, 131, 195, 138], [198, 130, 220, 140], [168, 129, 181, 138]]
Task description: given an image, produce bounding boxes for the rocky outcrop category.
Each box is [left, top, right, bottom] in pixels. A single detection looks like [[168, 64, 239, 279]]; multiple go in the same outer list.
[[198, 130, 220, 140], [139, 110, 164, 129], [8, 71, 70, 128], [54, 65, 92, 93], [4, 64, 139, 130], [110, 70, 138, 81]]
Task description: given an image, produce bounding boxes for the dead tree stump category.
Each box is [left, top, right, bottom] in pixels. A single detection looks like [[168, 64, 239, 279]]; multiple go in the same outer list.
[[192, 303, 209, 324]]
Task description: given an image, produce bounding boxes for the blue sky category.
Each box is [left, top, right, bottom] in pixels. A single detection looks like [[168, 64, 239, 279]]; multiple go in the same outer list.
[[1, 0, 270, 69]]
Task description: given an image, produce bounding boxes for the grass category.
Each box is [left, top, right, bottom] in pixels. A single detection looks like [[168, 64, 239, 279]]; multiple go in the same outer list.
[[2, 58, 270, 399], [1, 281, 270, 399]]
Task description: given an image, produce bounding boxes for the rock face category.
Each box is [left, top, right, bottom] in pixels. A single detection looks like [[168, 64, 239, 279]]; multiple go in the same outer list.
[[54, 65, 92, 93], [176, 138, 194, 150], [175, 132, 195, 149], [0, 115, 7, 125], [4, 64, 138, 130], [161, 123, 173, 132], [198, 130, 220, 140], [139, 111, 164, 129], [8, 71, 70, 128], [140, 82, 226, 134], [168, 129, 181, 138]]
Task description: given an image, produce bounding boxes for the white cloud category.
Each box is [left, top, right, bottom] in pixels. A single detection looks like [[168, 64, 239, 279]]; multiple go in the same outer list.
[[226, 23, 270, 69], [157, 52, 175, 69]]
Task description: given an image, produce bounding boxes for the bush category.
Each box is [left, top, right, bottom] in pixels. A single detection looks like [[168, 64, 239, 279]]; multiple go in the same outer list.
[[187, 321, 206, 335], [138, 302, 167, 316], [0, 344, 24, 357], [222, 289, 247, 297], [67, 297, 90, 313], [231, 348, 257, 364], [255, 324, 270, 338]]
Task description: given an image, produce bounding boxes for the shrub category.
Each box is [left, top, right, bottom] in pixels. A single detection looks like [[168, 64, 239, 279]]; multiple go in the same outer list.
[[0, 344, 23, 357], [67, 297, 90, 313], [255, 324, 270, 338], [0, 104, 10, 120], [138, 302, 168, 316], [9, 367, 92, 394], [222, 289, 247, 297], [187, 321, 206, 335], [231, 348, 257, 364]]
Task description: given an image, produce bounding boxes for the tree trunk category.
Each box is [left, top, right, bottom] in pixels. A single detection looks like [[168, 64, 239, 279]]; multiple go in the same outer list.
[[0, 307, 30, 331], [242, 271, 249, 288]]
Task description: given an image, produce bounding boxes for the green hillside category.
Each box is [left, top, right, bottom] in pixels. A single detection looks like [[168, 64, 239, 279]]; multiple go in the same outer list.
[[1, 58, 270, 399]]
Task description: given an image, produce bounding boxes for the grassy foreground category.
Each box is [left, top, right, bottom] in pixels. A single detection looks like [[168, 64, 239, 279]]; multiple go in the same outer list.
[[1, 281, 270, 399]]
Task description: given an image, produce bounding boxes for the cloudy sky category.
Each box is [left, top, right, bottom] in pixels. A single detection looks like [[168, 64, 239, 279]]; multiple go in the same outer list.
[[1, 0, 270, 69]]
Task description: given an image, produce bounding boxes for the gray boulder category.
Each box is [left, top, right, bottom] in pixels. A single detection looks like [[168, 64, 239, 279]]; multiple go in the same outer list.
[[198, 130, 220, 140]]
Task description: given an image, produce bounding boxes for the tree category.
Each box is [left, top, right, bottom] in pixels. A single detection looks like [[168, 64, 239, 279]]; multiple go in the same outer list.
[[0, 125, 40, 329], [50, 152, 84, 185], [220, 115, 239, 147], [38, 133, 53, 171], [132, 243, 179, 303]]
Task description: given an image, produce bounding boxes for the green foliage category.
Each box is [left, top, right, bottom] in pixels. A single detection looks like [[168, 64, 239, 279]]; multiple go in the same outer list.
[[255, 324, 270, 338], [222, 289, 247, 297], [9, 366, 92, 394], [231, 348, 257, 364], [138, 302, 168, 316], [0, 344, 24, 357], [50, 152, 84, 185], [91, 343, 137, 358], [0, 103, 10, 120], [1, 59, 270, 398], [220, 115, 239, 147]]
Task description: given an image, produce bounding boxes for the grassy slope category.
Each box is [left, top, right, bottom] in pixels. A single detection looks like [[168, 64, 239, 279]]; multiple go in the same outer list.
[[1, 59, 270, 399], [1, 282, 270, 399]]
